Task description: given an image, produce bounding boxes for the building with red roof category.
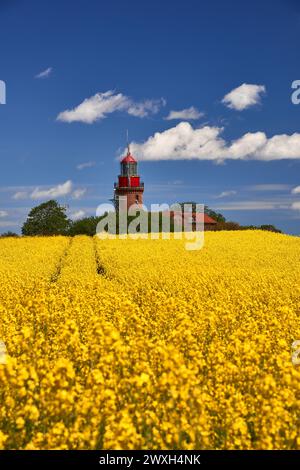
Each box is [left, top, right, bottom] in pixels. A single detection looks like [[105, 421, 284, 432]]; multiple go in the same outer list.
[[162, 211, 217, 230]]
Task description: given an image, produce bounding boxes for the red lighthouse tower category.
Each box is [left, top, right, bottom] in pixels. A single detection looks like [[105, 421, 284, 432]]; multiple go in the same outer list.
[[114, 145, 144, 211]]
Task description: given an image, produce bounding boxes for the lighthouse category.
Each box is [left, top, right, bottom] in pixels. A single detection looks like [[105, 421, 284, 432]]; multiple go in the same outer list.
[[113, 145, 144, 211]]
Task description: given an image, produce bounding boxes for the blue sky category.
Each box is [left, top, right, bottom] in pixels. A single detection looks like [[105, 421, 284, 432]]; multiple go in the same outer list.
[[1, 0, 300, 233]]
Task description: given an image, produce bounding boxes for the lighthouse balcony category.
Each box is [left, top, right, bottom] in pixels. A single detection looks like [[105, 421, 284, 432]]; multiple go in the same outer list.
[[114, 182, 144, 190]]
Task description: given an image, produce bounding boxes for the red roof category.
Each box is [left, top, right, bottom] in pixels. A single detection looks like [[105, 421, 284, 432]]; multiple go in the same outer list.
[[121, 152, 137, 164], [203, 214, 217, 224]]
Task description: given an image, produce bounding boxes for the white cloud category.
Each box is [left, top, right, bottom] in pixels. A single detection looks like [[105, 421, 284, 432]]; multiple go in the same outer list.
[[215, 190, 237, 199], [35, 67, 52, 79], [130, 122, 300, 162], [291, 201, 300, 210], [291, 186, 300, 194], [72, 188, 86, 200], [30, 180, 73, 200], [0, 221, 17, 228], [12, 191, 28, 200], [291, 184, 300, 211], [131, 123, 224, 161], [71, 210, 86, 220], [57, 90, 165, 124], [215, 201, 287, 211], [249, 184, 291, 191], [128, 98, 166, 117], [76, 161, 96, 170], [172, 180, 184, 185], [165, 106, 204, 121], [0, 210, 8, 217], [58, 91, 127, 123], [222, 83, 266, 111]]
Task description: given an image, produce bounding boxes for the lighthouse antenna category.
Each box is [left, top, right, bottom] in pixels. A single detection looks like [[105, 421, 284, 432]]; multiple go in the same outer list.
[[126, 129, 130, 155]]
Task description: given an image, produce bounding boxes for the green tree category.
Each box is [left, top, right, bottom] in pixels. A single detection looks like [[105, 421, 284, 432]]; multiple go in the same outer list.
[[68, 216, 104, 236], [178, 202, 226, 222], [22, 200, 70, 236], [178, 201, 198, 211], [204, 205, 226, 223], [215, 221, 240, 231], [0, 231, 19, 238], [259, 224, 282, 234]]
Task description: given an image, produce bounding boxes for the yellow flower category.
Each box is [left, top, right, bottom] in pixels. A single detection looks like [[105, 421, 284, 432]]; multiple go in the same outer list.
[[0, 232, 299, 449], [15, 417, 25, 430]]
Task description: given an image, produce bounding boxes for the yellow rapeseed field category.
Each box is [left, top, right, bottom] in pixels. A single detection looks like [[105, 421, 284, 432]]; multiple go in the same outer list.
[[0, 231, 300, 449]]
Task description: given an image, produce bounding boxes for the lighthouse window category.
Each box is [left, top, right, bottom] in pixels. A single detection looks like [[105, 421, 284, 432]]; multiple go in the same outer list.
[[121, 163, 137, 176]]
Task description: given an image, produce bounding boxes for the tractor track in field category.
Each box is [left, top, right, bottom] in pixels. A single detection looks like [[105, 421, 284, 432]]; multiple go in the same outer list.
[[49, 238, 73, 283], [93, 238, 106, 276]]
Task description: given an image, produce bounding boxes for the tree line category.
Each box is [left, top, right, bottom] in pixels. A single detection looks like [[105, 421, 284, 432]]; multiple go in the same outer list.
[[0, 199, 282, 237]]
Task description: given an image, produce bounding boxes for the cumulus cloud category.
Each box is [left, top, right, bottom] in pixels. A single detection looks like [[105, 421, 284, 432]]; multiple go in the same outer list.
[[130, 123, 224, 161], [35, 67, 52, 79], [71, 210, 86, 220], [222, 83, 266, 111], [72, 188, 86, 200], [130, 122, 300, 162], [76, 161, 96, 170], [57, 90, 165, 124], [30, 180, 73, 200], [0, 210, 8, 217], [165, 106, 204, 121], [215, 190, 237, 199], [291, 186, 300, 194]]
